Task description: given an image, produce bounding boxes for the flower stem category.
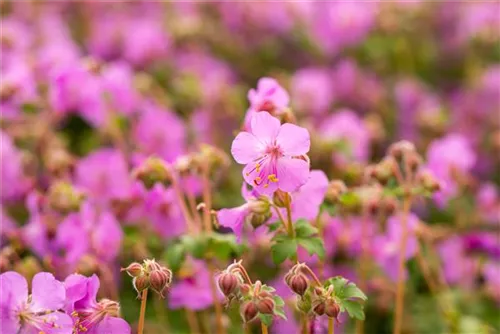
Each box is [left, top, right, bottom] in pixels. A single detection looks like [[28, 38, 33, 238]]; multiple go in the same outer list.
[[137, 289, 148, 334], [328, 317, 334, 334], [393, 195, 412, 334], [261, 322, 269, 334], [208, 263, 225, 334], [185, 308, 200, 334], [284, 196, 295, 238], [201, 162, 213, 232], [172, 174, 196, 234], [300, 264, 322, 286]]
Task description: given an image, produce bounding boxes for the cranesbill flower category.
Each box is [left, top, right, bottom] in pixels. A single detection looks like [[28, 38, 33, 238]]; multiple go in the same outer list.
[[231, 112, 310, 195], [290, 170, 329, 221], [64, 274, 130, 334], [244, 78, 290, 128], [291, 68, 334, 115], [169, 258, 222, 311], [0, 271, 73, 333]]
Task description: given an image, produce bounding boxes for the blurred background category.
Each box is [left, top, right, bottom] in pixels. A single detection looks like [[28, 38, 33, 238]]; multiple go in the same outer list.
[[1, 1, 499, 333]]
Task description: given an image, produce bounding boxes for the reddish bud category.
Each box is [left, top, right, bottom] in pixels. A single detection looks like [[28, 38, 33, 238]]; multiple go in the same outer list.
[[217, 272, 240, 296], [121, 262, 143, 277], [241, 301, 258, 323], [150, 270, 171, 296], [313, 300, 326, 316], [133, 275, 150, 294], [388, 141, 415, 160], [256, 298, 275, 314], [289, 273, 309, 296], [240, 284, 251, 296], [325, 299, 341, 318], [272, 190, 290, 208]]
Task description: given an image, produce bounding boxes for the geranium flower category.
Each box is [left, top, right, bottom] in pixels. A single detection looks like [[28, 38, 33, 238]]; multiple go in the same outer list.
[[64, 274, 130, 334], [0, 271, 73, 333], [231, 111, 310, 195]]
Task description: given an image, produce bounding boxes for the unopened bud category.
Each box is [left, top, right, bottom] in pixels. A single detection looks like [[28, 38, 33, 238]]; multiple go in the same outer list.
[[256, 298, 275, 314], [99, 299, 120, 317], [150, 269, 171, 297], [47, 181, 85, 214], [241, 301, 258, 323], [133, 275, 150, 294], [121, 262, 143, 277], [325, 299, 340, 318], [143, 259, 163, 272], [289, 273, 309, 296], [417, 170, 441, 193], [373, 157, 396, 184], [132, 157, 172, 189], [250, 211, 272, 229], [326, 180, 348, 204], [248, 198, 271, 215], [240, 284, 251, 296], [313, 300, 326, 316], [273, 190, 290, 208], [217, 272, 240, 296], [388, 140, 416, 160]]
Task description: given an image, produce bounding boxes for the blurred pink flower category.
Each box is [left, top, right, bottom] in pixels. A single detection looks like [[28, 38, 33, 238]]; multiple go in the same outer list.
[[291, 67, 334, 115]]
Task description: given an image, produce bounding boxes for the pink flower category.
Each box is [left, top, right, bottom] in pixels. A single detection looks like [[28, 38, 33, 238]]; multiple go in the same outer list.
[[290, 170, 329, 221], [244, 78, 290, 128], [231, 112, 310, 195], [0, 271, 73, 333], [64, 274, 130, 334]]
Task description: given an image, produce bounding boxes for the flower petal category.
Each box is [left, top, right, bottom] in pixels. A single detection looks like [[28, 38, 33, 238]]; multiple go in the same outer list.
[[74, 274, 99, 310], [30, 273, 66, 312], [292, 170, 329, 220], [27, 311, 74, 334], [231, 132, 263, 164], [276, 157, 310, 193], [276, 123, 310, 156], [0, 271, 27, 309], [250, 112, 280, 145], [63, 274, 89, 313], [217, 205, 249, 241], [91, 316, 131, 334]]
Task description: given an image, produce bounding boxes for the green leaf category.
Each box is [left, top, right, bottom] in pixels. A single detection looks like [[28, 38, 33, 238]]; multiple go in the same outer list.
[[343, 300, 365, 320], [206, 233, 243, 260], [297, 237, 325, 259], [294, 219, 318, 238], [321, 203, 337, 216], [163, 243, 185, 272], [181, 235, 208, 259], [343, 284, 368, 301], [271, 238, 297, 264], [272, 295, 285, 307], [259, 313, 273, 326]]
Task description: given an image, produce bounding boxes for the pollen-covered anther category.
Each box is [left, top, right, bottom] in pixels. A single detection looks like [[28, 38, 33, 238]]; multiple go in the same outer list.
[[267, 174, 279, 183]]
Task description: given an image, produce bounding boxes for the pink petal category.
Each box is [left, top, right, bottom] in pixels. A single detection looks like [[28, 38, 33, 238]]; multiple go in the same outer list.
[[276, 157, 310, 193], [276, 123, 310, 156], [292, 170, 329, 220], [217, 205, 249, 241], [30, 273, 66, 312], [250, 112, 280, 144], [0, 271, 28, 309], [231, 132, 263, 164], [63, 274, 89, 313], [28, 311, 74, 334], [90, 316, 131, 334]]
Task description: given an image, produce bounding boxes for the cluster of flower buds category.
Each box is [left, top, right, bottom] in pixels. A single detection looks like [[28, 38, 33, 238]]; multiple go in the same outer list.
[[247, 197, 272, 228], [122, 259, 172, 298], [285, 263, 340, 321], [47, 181, 85, 214], [218, 260, 283, 324], [173, 144, 230, 177], [325, 180, 348, 205], [132, 156, 173, 189]]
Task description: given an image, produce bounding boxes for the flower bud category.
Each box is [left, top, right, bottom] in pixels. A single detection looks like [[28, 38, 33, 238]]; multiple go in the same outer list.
[[272, 190, 290, 208], [143, 259, 163, 272], [98, 299, 120, 317], [249, 211, 272, 229], [325, 180, 347, 204], [150, 269, 171, 297], [313, 300, 326, 316], [133, 275, 150, 294], [217, 272, 240, 296], [47, 181, 85, 214], [241, 301, 258, 323], [240, 284, 251, 296], [373, 157, 396, 184], [289, 273, 309, 296], [388, 140, 416, 160], [248, 198, 271, 215], [121, 262, 143, 277], [417, 170, 441, 193], [325, 299, 340, 319], [132, 156, 172, 189], [256, 298, 275, 314]]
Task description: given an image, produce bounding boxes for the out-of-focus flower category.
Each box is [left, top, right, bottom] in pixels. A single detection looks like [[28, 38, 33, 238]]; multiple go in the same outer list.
[[426, 134, 476, 206], [1, 131, 29, 201], [169, 258, 222, 310], [477, 183, 500, 224], [64, 274, 131, 333], [133, 102, 186, 163], [0, 271, 73, 333], [75, 149, 132, 205], [373, 214, 419, 281], [319, 109, 370, 166], [244, 78, 290, 129], [438, 236, 479, 288], [291, 68, 334, 115], [232, 112, 310, 195], [1, 59, 38, 120]]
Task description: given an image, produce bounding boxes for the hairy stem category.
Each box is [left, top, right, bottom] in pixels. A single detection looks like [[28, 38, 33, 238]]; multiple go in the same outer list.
[[393, 195, 412, 334], [208, 263, 225, 334], [261, 322, 269, 334], [171, 174, 196, 234], [201, 162, 213, 232], [137, 289, 148, 334]]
